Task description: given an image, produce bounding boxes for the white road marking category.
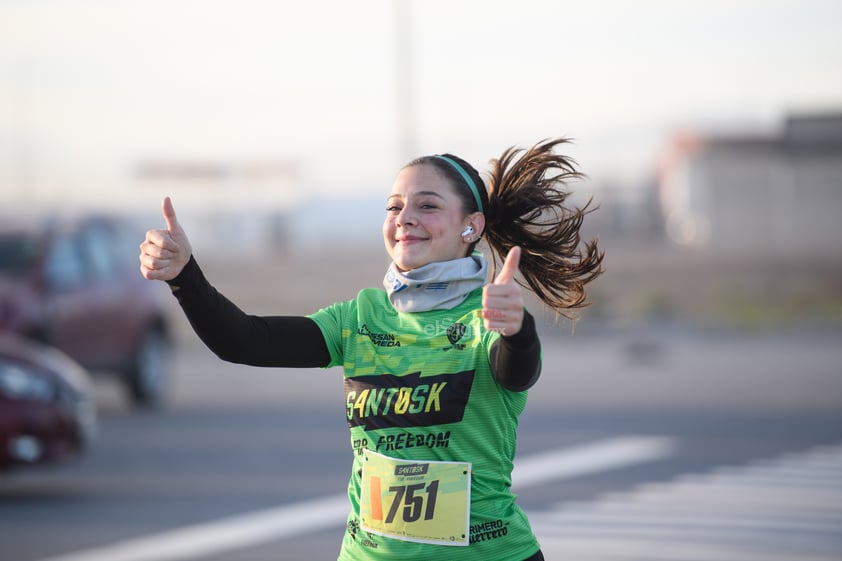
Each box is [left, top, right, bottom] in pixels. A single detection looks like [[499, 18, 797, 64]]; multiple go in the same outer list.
[[34, 435, 676, 561], [533, 442, 842, 561], [513, 435, 677, 487]]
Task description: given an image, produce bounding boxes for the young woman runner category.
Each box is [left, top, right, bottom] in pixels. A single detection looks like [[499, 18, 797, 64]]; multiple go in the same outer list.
[[139, 137, 604, 561]]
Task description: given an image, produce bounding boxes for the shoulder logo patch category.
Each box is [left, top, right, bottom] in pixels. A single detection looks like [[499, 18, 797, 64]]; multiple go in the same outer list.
[[444, 322, 468, 351]]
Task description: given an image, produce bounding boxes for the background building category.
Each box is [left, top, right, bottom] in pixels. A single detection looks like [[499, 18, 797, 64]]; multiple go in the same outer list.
[[658, 112, 842, 257]]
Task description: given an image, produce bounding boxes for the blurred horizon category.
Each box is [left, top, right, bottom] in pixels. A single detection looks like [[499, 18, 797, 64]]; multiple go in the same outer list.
[[2, 0, 841, 331], [2, 0, 841, 214]]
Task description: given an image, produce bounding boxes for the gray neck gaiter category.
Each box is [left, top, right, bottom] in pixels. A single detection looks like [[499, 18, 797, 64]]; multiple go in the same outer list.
[[383, 254, 488, 313]]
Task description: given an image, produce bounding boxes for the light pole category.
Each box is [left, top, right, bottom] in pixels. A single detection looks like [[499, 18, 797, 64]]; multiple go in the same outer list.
[[394, 0, 416, 165]]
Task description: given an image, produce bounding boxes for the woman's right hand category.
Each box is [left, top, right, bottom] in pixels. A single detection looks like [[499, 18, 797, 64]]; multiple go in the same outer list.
[[139, 196, 193, 281]]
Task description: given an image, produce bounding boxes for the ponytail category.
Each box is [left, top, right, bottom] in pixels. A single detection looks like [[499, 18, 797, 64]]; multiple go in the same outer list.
[[483, 138, 604, 319]]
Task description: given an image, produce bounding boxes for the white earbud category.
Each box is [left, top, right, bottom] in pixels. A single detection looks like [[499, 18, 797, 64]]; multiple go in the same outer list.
[[461, 226, 474, 238]]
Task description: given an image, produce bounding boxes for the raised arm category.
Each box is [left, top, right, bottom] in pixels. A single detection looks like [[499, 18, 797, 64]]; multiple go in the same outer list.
[[483, 247, 541, 391], [139, 197, 330, 368]]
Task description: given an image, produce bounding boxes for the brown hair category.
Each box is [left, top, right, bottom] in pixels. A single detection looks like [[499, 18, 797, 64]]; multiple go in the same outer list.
[[410, 137, 604, 319]]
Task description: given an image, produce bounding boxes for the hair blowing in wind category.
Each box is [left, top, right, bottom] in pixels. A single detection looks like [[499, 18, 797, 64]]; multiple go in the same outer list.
[[483, 138, 605, 320]]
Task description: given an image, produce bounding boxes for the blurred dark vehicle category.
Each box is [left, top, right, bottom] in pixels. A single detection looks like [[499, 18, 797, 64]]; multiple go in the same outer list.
[[0, 334, 96, 469], [0, 214, 171, 407]]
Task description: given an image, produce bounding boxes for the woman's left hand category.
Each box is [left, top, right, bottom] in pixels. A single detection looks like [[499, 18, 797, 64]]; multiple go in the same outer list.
[[482, 246, 524, 336]]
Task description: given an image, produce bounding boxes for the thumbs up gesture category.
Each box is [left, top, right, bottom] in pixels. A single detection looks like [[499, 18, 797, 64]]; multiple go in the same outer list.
[[482, 246, 524, 336], [139, 196, 193, 281]]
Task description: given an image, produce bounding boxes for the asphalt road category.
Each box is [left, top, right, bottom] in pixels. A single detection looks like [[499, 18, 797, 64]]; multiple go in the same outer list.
[[1, 325, 840, 561]]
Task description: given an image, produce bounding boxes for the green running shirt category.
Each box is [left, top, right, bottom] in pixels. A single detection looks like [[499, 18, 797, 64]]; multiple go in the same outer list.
[[309, 287, 541, 561]]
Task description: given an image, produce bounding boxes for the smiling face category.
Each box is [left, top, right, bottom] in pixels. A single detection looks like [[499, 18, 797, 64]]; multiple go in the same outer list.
[[383, 163, 484, 271]]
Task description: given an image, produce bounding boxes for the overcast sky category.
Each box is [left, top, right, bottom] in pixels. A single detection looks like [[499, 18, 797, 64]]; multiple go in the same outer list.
[[1, 0, 840, 212]]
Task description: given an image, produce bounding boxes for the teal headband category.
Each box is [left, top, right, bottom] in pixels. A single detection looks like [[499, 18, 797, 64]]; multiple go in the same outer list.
[[434, 155, 484, 213]]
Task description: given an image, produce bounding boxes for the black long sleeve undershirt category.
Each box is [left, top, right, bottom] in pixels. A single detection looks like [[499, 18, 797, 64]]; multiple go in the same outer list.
[[491, 311, 542, 391], [166, 256, 541, 391]]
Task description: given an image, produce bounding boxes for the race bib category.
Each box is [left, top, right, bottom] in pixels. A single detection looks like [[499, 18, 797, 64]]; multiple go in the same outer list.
[[359, 449, 471, 546]]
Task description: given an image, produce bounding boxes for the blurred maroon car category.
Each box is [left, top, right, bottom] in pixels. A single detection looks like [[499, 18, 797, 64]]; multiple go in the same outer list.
[[0, 334, 96, 469], [0, 214, 171, 407]]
